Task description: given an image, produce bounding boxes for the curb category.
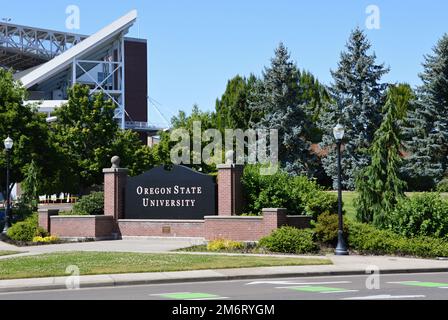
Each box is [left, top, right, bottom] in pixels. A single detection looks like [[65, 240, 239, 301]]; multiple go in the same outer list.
[[1, 267, 448, 294]]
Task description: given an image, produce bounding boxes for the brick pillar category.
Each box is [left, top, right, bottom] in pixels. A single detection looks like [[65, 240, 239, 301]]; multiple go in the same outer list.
[[217, 164, 245, 216], [38, 209, 60, 233], [103, 156, 129, 220], [262, 208, 288, 235]]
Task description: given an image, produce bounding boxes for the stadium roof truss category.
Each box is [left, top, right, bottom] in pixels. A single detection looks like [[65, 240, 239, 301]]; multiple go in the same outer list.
[[1, 10, 140, 130], [0, 22, 87, 71]]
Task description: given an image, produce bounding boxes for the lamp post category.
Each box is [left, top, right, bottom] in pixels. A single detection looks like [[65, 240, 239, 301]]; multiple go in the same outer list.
[[333, 124, 348, 256], [2, 136, 13, 235]]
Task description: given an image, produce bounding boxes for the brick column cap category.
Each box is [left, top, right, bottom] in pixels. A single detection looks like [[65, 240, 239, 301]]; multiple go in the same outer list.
[[262, 208, 288, 214], [37, 208, 60, 214], [103, 168, 129, 174], [217, 164, 244, 169]]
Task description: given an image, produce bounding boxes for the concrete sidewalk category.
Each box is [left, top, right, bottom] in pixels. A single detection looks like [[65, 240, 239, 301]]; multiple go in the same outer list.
[[0, 238, 206, 259], [1, 240, 448, 293]]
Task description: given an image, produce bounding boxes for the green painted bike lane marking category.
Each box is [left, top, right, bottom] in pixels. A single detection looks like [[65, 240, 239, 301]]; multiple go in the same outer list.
[[282, 286, 357, 293], [152, 292, 223, 300], [392, 281, 448, 288]]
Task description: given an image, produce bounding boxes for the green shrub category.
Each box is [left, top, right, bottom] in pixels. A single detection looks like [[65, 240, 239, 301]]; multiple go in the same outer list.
[[314, 212, 349, 245], [242, 165, 337, 217], [258, 227, 319, 254], [304, 192, 339, 220], [207, 239, 244, 252], [72, 192, 104, 216], [6, 214, 48, 242], [387, 193, 448, 239], [437, 179, 448, 193], [242, 165, 290, 214], [347, 221, 448, 258]]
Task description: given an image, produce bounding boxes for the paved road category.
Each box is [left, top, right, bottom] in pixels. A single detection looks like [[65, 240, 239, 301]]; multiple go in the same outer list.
[[1, 272, 448, 300]]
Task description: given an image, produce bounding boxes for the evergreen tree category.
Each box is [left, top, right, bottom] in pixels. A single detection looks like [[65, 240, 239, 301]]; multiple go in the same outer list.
[[299, 70, 331, 127], [20, 160, 41, 211], [355, 85, 410, 227], [320, 27, 389, 190], [402, 34, 448, 189], [215, 75, 259, 131], [250, 43, 317, 177]]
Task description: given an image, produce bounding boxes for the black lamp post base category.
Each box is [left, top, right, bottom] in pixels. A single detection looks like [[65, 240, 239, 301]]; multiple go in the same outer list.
[[335, 231, 349, 256], [2, 226, 9, 235], [335, 248, 349, 256]]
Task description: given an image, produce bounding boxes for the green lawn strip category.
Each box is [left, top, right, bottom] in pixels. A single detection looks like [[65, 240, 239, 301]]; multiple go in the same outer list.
[[0, 251, 21, 257], [286, 286, 350, 293], [0, 252, 332, 280]]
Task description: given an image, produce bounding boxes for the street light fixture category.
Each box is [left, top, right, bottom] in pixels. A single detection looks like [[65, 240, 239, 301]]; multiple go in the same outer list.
[[2, 136, 13, 235], [333, 124, 349, 256]]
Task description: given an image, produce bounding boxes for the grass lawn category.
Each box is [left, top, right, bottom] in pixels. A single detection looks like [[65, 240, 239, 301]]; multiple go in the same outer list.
[[0, 252, 332, 280], [0, 251, 20, 257], [327, 191, 448, 221]]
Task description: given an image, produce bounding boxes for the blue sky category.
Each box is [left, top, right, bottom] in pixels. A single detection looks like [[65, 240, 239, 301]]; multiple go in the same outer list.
[[2, 1, 448, 124]]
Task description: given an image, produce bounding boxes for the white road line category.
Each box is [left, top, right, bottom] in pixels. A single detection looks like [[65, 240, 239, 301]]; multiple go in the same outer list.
[[321, 290, 359, 294], [343, 295, 426, 300]]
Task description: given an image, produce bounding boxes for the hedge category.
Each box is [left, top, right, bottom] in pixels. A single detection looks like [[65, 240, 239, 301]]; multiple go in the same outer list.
[[314, 212, 349, 245], [347, 221, 448, 258], [387, 193, 448, 239], [258, 227, 319, 254], [6, 214, 48, 242], [242, 165, 338, 218], [72, 192, 104, 216]]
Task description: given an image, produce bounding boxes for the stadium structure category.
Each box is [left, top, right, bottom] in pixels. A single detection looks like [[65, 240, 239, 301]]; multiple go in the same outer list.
[[0, 10, 166, 138]]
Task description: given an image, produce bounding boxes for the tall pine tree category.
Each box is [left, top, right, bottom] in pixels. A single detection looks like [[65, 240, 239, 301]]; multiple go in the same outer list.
[[250, 43, 317, 177], [215, 74, 259, 131], [402, 34, 448, 190], [320, 27, 389, 190], [355, 84, 410, 227]]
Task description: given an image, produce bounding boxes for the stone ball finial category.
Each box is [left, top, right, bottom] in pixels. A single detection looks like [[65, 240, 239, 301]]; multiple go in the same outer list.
[[225, 150, 235, 165], [111, 156, 121, 169]]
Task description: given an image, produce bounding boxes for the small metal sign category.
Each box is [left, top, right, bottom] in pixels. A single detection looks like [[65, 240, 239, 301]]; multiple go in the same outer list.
[[125, 165, 217, 220]]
